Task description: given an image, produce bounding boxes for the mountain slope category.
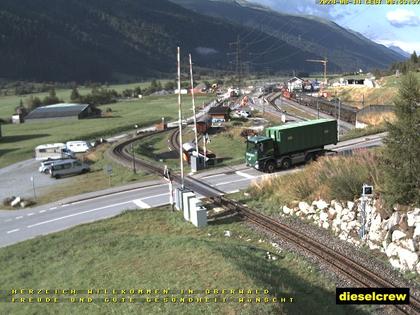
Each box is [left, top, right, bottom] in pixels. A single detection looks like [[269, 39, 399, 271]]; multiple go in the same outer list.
[[0, 0, 321, 82], [171, 0, 404, 72]]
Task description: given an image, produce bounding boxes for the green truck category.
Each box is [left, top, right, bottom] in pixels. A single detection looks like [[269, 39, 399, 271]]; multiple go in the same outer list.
[[245, 119, 337, 172]]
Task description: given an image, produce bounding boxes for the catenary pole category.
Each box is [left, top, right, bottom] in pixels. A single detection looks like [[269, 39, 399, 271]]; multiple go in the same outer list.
[[177, 47, 185, 189], [189, 54, 199, 157]]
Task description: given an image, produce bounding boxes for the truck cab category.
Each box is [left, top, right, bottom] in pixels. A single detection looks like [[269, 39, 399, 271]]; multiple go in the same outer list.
[[245, 136, 275, 171]]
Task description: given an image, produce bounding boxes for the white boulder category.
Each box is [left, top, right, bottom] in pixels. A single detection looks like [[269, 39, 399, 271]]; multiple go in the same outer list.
[[328, 208, 337, 220], [11, 197, 21, 207], [391, 230, 406, 242], [385, 242, 399, 258], [319, 211, 329, 223], [347, 201, 355, 211], [313, 199, 329, 210], [282, 206, 292, 215], [298, 201, 310, 214], [386, 212, 400, 231], [322, 221, 330, 229], [407, 208, 420, 227], [389, 258, 402, 270], [224, 230, 231, 237], [347, 211, 356, 221], [397, 248, 418, 271], [399, 239, 417, 252]]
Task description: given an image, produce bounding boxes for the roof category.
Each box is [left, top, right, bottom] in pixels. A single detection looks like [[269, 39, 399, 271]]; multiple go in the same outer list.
[[35, 143, 66, 150], [208, 106, 229, 115], [196, 115, 210, 123], [288, 77, 303, 83], [25, 103, 90, 120], [248, 135, 270, 143], [267, 119, 336, 132]]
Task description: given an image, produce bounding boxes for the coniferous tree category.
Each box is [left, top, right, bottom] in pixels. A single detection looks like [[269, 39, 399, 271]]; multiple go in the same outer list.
[[381, 72, 420, 206], [411, 51, 418, 64], [70, 87, 81, 101]]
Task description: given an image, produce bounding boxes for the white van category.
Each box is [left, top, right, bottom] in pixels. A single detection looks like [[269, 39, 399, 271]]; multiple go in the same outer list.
[[49, 159, 90, 179], [66, 141, 93, 153], [35, 143, 75, 161]]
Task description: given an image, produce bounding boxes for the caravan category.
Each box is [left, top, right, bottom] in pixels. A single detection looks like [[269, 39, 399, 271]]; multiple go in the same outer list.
[[66, 141, 93, 153], [35, 143, 75, 161]]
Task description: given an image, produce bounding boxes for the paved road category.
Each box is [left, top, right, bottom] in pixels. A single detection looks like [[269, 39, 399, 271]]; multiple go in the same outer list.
[[0, 166, 290, 247], [0, 133, 385, 248], [0, 159, 71, 200]]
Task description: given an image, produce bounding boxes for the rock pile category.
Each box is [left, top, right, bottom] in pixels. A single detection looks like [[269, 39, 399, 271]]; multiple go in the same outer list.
[[282, 199, 419, 273], [2, 196, 35, 208]]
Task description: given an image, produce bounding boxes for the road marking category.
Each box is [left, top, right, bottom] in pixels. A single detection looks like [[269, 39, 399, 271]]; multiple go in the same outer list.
[[27, 213, 35, 216], [7, 229, 20, 234], [227, 190, 240, 194], [215, 178, 250, 186], [39, 210, 46, 213], [235, 171, 255, 179], [49, 207, 57, 210], [142, 193, 169, 200], [132, 199, 151, 209], [27, 201, 132, 229], [15, 216, 23, 220], [64, 184, 166, 206], [201, 173, 227, 180]]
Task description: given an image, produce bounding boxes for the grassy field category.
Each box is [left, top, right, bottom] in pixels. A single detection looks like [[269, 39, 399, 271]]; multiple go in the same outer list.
[[0, 94, 213, 168], [0, 81, 173, 119], [0, 208, 369, 315]]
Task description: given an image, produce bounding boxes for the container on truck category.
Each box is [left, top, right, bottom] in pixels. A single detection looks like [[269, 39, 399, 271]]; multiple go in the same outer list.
[[35, 143, 75, 161], [245, 119, 337, 172]]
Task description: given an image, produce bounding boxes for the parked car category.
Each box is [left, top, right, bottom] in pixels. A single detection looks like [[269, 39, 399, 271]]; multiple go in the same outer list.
[[49, 159, 90, 179], [38, 160, 57, 173], [66, 141, 93, 153]]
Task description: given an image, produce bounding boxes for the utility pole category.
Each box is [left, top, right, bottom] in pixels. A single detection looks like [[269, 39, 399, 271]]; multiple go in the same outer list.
[[229, 35, 244, 89], [177, 47, 185, 189], [30, 176, 36, 201], [189, 54, 199, 157], [337, 98, 341, 141], [317, 99, 320, 119], [131, 143, 136, 174]]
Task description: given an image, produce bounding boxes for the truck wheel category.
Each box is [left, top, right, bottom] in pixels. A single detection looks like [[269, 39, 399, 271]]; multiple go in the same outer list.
[[281, 158, 292, 170], [54, 175, 61, 179], [265, 161, 276, 173], [305, 153, 314, 163]]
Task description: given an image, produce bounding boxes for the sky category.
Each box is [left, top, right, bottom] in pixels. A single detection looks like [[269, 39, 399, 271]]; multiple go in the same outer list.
[[253, 0, 420, 54]]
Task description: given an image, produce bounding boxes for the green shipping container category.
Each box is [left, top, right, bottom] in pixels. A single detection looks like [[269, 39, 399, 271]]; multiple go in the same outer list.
[[265, 119, 337, 156]]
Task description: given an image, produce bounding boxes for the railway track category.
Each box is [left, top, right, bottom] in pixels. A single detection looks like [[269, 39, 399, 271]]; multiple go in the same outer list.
[[110, 131, 419, 315]]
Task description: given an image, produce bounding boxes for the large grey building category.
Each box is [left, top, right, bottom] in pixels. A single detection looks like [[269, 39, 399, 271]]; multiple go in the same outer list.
[[25, 103, 100, 123]]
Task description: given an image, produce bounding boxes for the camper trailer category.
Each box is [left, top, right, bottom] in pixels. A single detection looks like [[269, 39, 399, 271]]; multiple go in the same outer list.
[[35, 143, 75, 161], [66, 141, 93, 153]]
